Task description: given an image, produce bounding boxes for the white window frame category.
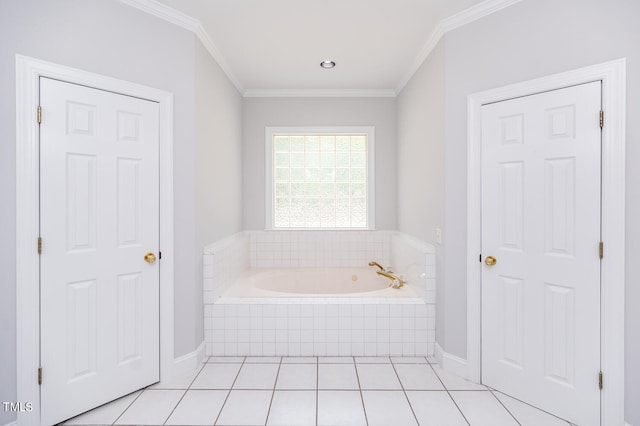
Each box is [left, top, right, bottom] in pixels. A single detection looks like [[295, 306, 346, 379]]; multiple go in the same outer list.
[[265, 126, 376, 230]]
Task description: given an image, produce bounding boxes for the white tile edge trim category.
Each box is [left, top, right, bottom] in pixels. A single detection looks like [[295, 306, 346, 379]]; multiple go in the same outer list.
[[393, 232, 436, 254], [435, 341, 469, 380], [168, 341, 206, 381], [203, 231, 247, 254]]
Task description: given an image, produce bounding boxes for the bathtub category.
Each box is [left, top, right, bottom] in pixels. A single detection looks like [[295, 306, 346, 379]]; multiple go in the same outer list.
[[220, 267, 420, 300], [203, 231, 436, 357]]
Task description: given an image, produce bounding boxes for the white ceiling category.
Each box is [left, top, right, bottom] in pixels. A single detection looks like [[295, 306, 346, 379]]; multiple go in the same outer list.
[[144, 0, 493, 94]]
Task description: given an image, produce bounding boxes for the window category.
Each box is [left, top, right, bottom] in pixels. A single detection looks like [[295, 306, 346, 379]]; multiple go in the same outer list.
[[265, 127, 375, 229]]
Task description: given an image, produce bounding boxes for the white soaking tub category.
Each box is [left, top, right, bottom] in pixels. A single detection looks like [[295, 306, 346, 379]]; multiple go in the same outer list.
[[221, 267, 420, 300]]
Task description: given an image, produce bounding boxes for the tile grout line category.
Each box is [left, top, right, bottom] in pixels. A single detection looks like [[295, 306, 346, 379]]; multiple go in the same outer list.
[[108, 355, 211, 426], [263, 356, 284, 426], [213, 356, 246, 426], [108, 388, 145, 426], [487, 388, 522, 426], [315, 357, 319, 426], [352, 356, 370, 426], [161, 358, 210, 425], [389, 358, 420, 426], [427, 362, 471, 426], [490, 388, 574, 425]]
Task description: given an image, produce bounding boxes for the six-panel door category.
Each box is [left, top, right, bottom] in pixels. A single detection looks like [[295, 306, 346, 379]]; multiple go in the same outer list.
[[481, 82, 602, 425], [39, 78, 160, 425]]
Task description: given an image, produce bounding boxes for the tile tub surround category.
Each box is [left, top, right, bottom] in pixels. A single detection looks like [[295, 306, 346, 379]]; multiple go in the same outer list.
[[203, 231, 437, 357], [205, 302, 435, 357]]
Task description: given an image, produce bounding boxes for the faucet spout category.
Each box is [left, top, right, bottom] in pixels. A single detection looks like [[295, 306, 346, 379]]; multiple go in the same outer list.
[[368, 261, 385, 272], [376, 270, 406, 289]]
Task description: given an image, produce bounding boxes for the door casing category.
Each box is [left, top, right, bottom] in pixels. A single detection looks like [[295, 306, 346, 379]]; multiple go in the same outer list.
[[15, 55, 175, 426], [466, 59, 626, 425]]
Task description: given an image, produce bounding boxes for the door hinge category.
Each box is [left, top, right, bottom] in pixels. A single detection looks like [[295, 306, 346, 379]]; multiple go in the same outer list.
[[38, 368, 42, 385], [37, 237, 42, 255], [37, 105, 42, 124], [599, 371, 603, 390], [599, 241, 604, 259], [599, 110, 604, 129]]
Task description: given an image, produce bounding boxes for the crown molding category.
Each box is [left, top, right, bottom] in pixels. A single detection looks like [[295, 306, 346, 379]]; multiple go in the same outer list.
[[440, 0, 523, 32], [242, 89, 398, 98], [194, 24, 244, 93], [119, 0, 244, 93], [395, 0, 523, 94], [121, 0, 522, 98], [395, 24, 445, 95], [119, 0, 198, 31]]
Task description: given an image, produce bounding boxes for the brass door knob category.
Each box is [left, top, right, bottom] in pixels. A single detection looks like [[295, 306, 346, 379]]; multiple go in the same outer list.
[[484, 256, 497, 266], [144, 253, 157, 264]]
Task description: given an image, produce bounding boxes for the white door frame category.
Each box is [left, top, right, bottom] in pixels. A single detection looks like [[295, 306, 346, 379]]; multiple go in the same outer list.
[[466, 59, 626, 425], [15, 55, 175, 426]]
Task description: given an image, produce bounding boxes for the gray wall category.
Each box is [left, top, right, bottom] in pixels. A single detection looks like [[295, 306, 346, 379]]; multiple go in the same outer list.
[[0, 2, 243, 424], [193, 40, 244, 350], [398, 0, 639, 423], [396, 40, 447, 347], [243, 97, 398, 230]]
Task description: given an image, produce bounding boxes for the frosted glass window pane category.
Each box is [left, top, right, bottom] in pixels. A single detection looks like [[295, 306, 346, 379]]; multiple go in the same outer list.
[[351, 152, 366, 167], [352, 136, 366, 151], [291, 168, 305, 181], [275, 168, 290, 181], [291, 182, 305, 195], [351, 167, 366, 182], [275, 183, 289, 197], [336, 183, 350, 197], [306, 168, 320, 181], [320, 183, 335, 198], [320, 153, 335, 167], [351, 183, 366, 197], [306, 182, 320, 196], [321, 136, 335, 151], [275, 153, 289, 167], [336, 168, 350, 182], [336, 199, 351, 227], [291, 153, 305, 167], [275, 198, 290, 227], [336, 153, 350, 167], [291, 136, 305, 151], [306, 199, 321, 227], [336, 136, 351, 151], [351, 198, 366, 227], [306, 136, 320, 151], [274, 136, 289, 152], [305, 152, 320, 167], [320, 168, 335, 182], [270, 131, 370, 229], [321, 199, 336, 226], [291, 198, 305, 226]]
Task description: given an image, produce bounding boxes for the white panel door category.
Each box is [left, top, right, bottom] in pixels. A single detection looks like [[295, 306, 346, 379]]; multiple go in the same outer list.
[[39, 78, 160, 425], [481, 82, 601, 425]]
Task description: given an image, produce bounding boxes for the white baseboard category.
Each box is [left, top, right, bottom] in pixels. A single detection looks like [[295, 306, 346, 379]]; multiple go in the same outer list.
[[2, 421, 17, 426], [167, 340, 206, 381], [435, 341, 469, 379]]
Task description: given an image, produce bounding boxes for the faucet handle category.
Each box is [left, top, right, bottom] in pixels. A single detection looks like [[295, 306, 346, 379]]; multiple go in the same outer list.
[[368, 261, 386, 272]]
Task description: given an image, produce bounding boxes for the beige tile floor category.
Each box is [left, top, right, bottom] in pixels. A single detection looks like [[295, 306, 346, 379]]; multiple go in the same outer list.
[[60, 356, 574, 426]]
